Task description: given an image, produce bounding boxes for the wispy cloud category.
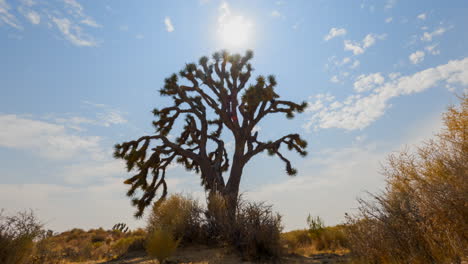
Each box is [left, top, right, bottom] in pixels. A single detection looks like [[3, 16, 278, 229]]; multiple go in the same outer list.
[[2, 0, 101, 46], [385, 17, 393, 23], [24, 10, 40, 24], [409, 50, 425, 64], [305, 57, 468, 131], [417, 13, 427, 20], [0, 114, 101, 160], [425, 43, 440, 55], [270, 10, 284, 19], [421, 27, 448, 42], [0, 0, 23, 29], [350, 60, 360, 69], [164, 16, 174, 32], [52, 17, 98, 47], [344, 33, 386, 55], [324, 27, 347, 41], [384, 0, 396, 10], [330, 75, 340, 83]]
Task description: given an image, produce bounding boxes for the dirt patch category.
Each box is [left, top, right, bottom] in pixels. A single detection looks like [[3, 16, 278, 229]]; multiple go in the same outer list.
[[99, 245, 349, 264]]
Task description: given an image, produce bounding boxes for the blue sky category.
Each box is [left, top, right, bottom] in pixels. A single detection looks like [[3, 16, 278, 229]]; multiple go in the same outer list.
[[1, 0, 468, 232]]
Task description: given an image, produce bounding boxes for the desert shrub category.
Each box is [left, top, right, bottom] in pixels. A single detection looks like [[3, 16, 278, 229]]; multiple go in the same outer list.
[[203, 193, 231, 243], [146, 228, 180, 264], [312, 225, 348, 252], [131, 228, 146, 237], [0, 210, 42, 264], [230, 200, 284, 261], [126, 235, 146, 252], [281, 229, 311, 252], [346, 96, 468, 263], [147, 194, 204, 245], [305, 216, 348, 251], [307, 215, 324, 237], [202, 194, 284, 260], [111, 236, 139, 257], [91, 233, 106, 243], [31, 227, 145, 263], [281, 216, 348, 255]]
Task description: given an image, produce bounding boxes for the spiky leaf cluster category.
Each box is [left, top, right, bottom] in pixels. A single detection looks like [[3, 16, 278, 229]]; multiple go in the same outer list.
[[114, 50, 308, 217]]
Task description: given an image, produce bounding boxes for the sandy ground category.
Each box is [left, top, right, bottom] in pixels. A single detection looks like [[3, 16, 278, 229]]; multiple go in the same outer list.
[[97, 245, 349, 264]]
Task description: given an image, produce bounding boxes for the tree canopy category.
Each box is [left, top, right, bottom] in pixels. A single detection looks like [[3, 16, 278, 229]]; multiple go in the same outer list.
[[114, 50, 308, 217]]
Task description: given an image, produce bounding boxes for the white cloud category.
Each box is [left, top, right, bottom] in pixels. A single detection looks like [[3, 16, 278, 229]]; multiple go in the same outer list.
[[384, 0, 396, 10], [135, 33, 144, 39], [330, 75, 340, 83], [20, 0, 35, 7], [80, 18, 100, 28], [52, 17, 97, 47], [353, 73, 385, 92], [417, 13, 427, 20], [164, 16, 174, 32], [81, 101, 128, 127], [425, 43, 440, 55], [62, 160, 125, 184], [324, 27, 347, 41], [0, 0, 22, 29], [342, 57, 351, 65], [388, 72, 401, 80], [344, 40, 364, 55], [421, 27, 448, 42], [409, 50, 425, 64], [305, 57, 468, 131], [344, 33, 386, 55], [385, 17, 393, 23], [62, 0, 100, 27], [25, 10, 40, 24], [271, 10, 282, 18], [0, 114, 101, 159], [350, 60, 360, 69]]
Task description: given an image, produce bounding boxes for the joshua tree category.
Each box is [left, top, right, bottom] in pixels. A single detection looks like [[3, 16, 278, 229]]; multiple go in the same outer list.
[[114, 50, 308, 217]]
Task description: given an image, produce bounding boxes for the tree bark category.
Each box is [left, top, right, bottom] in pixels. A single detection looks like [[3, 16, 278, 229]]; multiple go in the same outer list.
[[223, 139, 246, 217]]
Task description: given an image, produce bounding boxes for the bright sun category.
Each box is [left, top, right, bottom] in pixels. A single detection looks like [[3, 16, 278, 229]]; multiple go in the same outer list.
[[218, 3, 253, 48], [219, 16, 252, 47]]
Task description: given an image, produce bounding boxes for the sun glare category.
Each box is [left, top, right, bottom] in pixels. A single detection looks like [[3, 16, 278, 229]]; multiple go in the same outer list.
[[218, 3, 253, 48], [219, 16, 252, 47]]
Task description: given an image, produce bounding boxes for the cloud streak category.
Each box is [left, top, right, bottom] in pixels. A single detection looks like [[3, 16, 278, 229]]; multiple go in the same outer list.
[[305, 57, 468, 130], [324, 27, 346, 41], [0, 0, 22, 29], [344, 33, 386, 55], [0, 114, 101, 160]]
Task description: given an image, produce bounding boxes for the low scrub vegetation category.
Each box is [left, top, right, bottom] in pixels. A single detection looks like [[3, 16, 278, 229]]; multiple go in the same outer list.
[[345, 96, 468, 263], [0, 210, 42, 264], [282, 215, 349, 256], [147, 193, 284, 261], [30, 226, 146, 263], [146, 228, 180, 264]]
